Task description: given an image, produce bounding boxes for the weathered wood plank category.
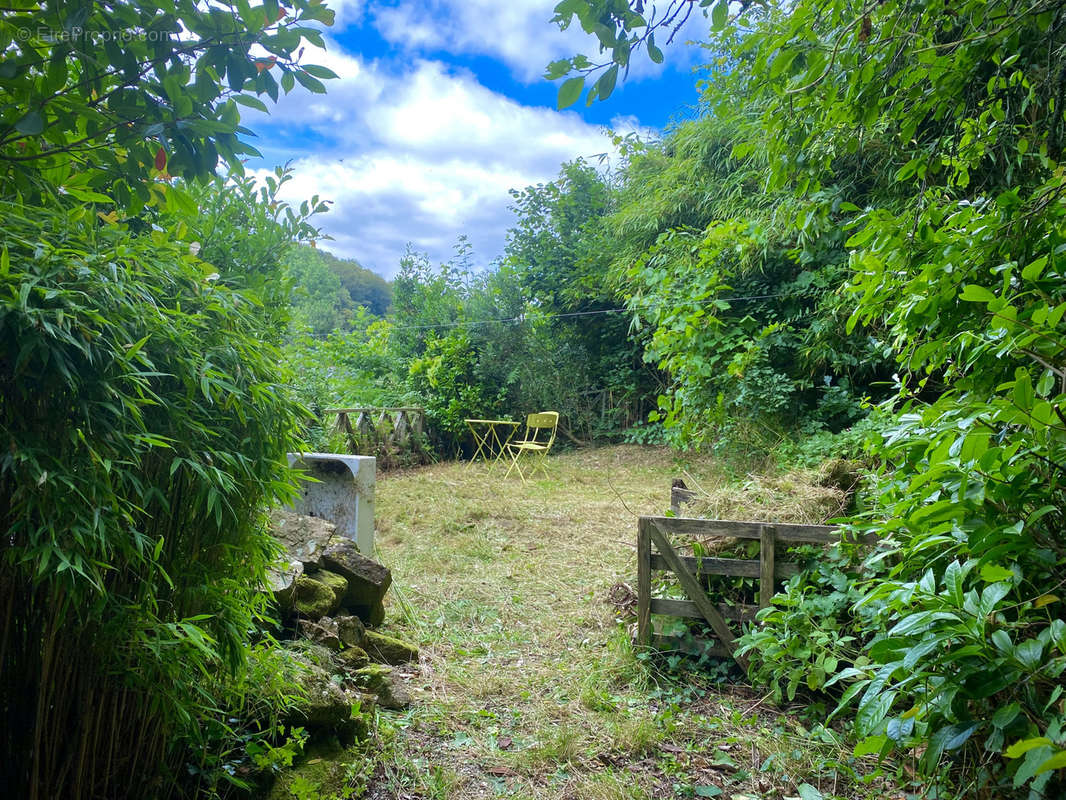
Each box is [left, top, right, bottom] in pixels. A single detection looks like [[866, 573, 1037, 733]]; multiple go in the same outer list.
[[670, 485, 696, 515], [648, 519, 748, 669], [760, 524, 776, 609], [637, 518, 652, 646], [640, 515, 876, 545], [648, 553, 800, 579], [650, 634, 732, 660], [649, 598, 759, 623]]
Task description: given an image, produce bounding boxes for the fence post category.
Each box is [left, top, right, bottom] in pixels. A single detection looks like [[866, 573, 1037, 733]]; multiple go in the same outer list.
[[636, 517, 651, 645], [759, 524, 777, 609]]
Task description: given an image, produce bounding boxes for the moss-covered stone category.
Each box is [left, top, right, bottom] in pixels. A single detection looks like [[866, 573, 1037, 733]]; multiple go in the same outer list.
[[353, 664, 411, 710], [320, 542, 391, 608], [363, 630, 419, 665], [287, 664, 352, 728], [316, 569, 349, 606], [334, 615, 366, 648], [266, 740, 365, 800], [368, 600, 385, 627], [293, 575, 339, 620], [298, 619, 342, 651], [349, 600, 385, 627], [337, 645, 369, 670]]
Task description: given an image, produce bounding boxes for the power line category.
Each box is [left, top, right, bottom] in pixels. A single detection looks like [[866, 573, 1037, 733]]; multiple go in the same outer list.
[[295, 289, 821, 338]]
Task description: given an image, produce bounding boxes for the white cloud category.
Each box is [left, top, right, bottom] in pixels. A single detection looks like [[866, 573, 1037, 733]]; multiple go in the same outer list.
[[365, 0, 709, 83], [325, 0, 366, 29], [250, 49, 620, 276]]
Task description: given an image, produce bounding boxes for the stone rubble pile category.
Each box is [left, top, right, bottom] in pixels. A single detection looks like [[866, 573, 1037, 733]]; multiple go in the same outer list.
[[267, 510, 419, 728]]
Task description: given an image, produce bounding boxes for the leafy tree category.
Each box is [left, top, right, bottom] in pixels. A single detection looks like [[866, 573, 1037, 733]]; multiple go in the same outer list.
[[0, 0, 336, 208], [286, 244, 356, 334], [505, 159, 658, 439], [607, 82, 890, 453], [319, 248, 393, 316]]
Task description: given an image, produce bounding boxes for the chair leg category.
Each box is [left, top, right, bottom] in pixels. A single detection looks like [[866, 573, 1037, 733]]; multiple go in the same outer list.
[[533, 451, 549, 478]]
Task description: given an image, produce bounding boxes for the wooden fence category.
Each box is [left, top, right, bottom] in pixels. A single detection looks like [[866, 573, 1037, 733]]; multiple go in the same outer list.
[[324, 407, 426, 462], [636, 512, 874, 669]]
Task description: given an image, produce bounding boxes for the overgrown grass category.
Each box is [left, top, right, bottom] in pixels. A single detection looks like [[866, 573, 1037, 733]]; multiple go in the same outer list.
[[359, 445, 891, 799]]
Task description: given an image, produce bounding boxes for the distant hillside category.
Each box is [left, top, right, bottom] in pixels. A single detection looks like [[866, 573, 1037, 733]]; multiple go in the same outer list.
[[317, 248, 392, 317], [286, 245, 392, 333]]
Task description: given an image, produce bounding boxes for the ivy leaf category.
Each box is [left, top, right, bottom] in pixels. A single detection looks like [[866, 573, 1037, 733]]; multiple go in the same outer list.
[[557, 76, 584, 109], [1013, 371, 1035, 412], [1021, 255, 1048, 281], [980, 564, 1015, 583], [853, 734, 888, 757]]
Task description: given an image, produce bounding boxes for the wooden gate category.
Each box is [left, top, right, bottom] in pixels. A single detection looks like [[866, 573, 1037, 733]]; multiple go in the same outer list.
[[636, 515, 853, 669]]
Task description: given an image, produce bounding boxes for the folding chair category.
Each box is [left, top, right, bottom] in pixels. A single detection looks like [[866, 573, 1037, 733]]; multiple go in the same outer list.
[[504, 412, 559, 483]]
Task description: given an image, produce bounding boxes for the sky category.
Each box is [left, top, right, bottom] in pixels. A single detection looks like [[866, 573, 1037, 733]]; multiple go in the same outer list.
[[245, 1, 712, 278]]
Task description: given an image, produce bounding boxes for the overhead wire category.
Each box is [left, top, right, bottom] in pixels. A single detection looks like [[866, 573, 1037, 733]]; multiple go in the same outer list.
[[298, 288, 824, 338]]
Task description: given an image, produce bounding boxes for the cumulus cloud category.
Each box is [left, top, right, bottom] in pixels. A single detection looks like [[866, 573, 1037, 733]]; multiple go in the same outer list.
[[249, 49, 620, 276], [365, 0, 709, 83]]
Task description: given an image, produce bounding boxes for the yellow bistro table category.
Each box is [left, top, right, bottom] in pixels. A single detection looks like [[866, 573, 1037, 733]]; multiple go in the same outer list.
[[465, 418, 520, 470]]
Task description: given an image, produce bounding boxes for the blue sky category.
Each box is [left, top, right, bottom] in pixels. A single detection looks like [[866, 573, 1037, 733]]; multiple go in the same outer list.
[[246, 1, 712, 277]]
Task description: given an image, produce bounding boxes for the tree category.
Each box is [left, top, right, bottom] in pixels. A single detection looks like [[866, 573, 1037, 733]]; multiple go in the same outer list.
[[287, 244, 357, 334], [505, 159, 657, 439], [1, 0, 337, 207], [318, 248, 393, 316]]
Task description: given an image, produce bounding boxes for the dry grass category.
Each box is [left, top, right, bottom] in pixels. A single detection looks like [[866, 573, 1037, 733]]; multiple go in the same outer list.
[[359, 445, 883, 800]]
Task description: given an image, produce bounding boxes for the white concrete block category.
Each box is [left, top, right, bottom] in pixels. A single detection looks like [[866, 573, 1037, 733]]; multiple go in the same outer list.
[[286, 453, 376, 555]]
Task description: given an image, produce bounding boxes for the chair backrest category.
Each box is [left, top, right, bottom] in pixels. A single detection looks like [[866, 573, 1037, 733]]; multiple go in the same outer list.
[[522, 411, 559, 448]]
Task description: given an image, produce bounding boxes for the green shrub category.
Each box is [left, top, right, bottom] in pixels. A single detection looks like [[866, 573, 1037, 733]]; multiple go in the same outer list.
[[0, 195, 305, 799]]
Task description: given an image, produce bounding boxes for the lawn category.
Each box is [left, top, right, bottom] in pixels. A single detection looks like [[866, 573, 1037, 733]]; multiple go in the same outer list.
[[361, 445, 888, 800]]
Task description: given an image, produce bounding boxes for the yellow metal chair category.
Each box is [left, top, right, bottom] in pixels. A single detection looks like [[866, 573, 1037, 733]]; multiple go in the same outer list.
[[504, 412, 559, 483]]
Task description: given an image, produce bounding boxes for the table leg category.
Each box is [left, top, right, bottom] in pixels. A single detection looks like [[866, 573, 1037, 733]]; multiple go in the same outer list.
[[490, 425, 518, 474], [467, 423, 490, 467]]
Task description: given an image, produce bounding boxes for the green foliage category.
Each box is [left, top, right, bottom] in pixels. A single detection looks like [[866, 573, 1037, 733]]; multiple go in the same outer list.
[[0, 186, 311, 797], [408, 330, 501, 452], [0, 3, 336, 794], [615, 113, 888, 455], [282, 245, 394, 333], [738, 547, 880, 706], [285, 168, 660, 456], [286, 246, 356, 335], [0, 0, 336, 211], [645, 0, 1066, 793], [549, 0, 729, 107], [318, 248, 392, 317], [191, 644, 312, 796]]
